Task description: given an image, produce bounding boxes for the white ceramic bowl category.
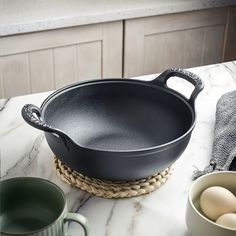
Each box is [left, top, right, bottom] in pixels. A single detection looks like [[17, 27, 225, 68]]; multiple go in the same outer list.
[[186, 171, 236, 236]]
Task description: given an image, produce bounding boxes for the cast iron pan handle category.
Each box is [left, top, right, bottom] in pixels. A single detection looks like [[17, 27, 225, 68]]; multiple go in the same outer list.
[[151, 68, 204, 107], [22, 104, 55, 132], [22, 104, 73, 150], [22, 104, 75, 150], [22, 103, 69, 137]]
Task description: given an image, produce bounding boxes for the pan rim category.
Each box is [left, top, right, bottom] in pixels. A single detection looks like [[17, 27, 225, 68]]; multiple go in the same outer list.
[[41, 78, 196, 153]]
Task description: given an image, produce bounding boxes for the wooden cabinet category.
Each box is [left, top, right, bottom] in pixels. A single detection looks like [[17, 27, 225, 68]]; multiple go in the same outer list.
[[225, 7, 236, 61], [124, 7, 230, 77], [1, 7, 236, 98], [0, 21, 123, 98]]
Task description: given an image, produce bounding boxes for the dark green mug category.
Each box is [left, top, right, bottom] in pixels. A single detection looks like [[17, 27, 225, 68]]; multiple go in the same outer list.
[[0, 177, 89, 236]]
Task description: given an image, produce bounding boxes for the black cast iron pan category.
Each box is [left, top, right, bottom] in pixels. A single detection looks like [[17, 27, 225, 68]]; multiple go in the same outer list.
[[22, 68, 204, 180]]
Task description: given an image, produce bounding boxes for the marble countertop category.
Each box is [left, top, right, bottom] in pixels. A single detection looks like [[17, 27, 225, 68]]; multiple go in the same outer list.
[[1, 61, 236, 235], [1, 0, 236, 36]]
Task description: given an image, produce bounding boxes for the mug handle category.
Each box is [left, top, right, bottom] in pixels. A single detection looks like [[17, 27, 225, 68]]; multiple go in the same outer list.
[[64, 212, 89, 236]]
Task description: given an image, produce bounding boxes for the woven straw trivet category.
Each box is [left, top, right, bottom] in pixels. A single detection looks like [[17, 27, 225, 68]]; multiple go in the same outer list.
[[54, 157, 174, 199]]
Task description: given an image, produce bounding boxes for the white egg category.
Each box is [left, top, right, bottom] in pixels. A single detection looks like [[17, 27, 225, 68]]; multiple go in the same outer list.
[[199, 186, 236, 220], [216, 213, 236, 230]]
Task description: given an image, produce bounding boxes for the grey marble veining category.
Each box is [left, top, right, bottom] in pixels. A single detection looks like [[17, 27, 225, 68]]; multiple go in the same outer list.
[[0, 98, 9, 111], [1, 61, 236, 236]]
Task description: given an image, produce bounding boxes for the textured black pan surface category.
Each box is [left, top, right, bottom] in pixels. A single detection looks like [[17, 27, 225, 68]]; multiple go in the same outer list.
[[42, 80, 193, 151], [22, 69, 204, 180]]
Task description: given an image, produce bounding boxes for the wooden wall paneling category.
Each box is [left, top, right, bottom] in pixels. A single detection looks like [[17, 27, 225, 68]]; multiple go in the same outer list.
[[164, 30, 186, 69], [143, 30, 185, 74], [202, 25, 226, 65], [1, 54, 30, 98], [124, 7, 228, 77], [54, 45, 77, 89], [102, 21, 123, 78], [0, 21, 123, 97], [77, 41, 102, 81], [0, 24, 103, 56], [29, 49, 54, 93], [183, 28, 205, 68], [145, 7, 227, 35], [124, 18, 145, 77], [143, 33, 167, 74], [224, 6, 236, 61], [0, 58, 3, 98]]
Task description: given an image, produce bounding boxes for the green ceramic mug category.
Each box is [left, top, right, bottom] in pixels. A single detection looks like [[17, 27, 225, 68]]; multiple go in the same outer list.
[[0, 177, 89, 236]]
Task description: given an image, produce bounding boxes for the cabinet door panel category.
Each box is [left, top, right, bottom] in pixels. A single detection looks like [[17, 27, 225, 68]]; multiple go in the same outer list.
[[103, 21, 123, 78], [0, 24, 102, 57], [1, 54, 30, 98], [29, 50, 54, 93], [203, 25, 225, 65], [0, 59, 3, 98], [54, 46, 77, 89], [124, 18, 145, 77], [224, 6, 236, 61], [145, 7, 227, 35], [164, 31, 185, 69], [184, 28, 205, 68], [0, 21, 122, 98], [144, 33, 166, 74], [125, 7, 228, 77], [77, 41, 102, 80], [144, 31, 185, 74]]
